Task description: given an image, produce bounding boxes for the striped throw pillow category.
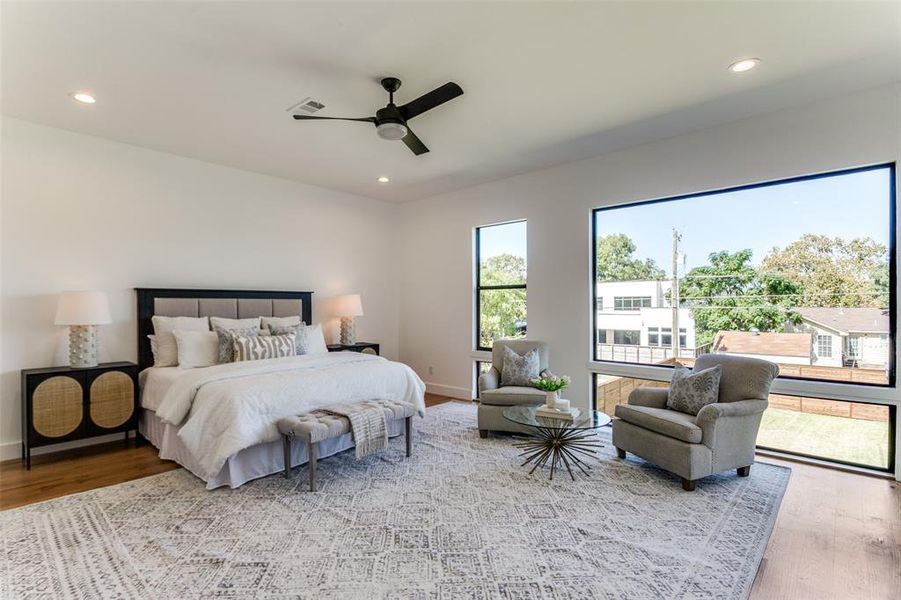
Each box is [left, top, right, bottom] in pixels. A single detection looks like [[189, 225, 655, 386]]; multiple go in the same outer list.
[[233, 333, 296, 362]]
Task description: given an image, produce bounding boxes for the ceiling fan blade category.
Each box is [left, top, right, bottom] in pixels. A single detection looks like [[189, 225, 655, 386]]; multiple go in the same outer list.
[[398, 82, 463, 121], [293, 115, 375, 123], [402, 127, 429, 155]]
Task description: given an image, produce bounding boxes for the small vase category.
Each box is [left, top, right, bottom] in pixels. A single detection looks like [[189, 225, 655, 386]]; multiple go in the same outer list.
[[545, 390, 558, 409]]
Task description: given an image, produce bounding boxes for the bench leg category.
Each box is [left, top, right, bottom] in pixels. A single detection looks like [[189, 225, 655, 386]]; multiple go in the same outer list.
[[308, 441, 318, 492], [282, 435, 292, 479], [405, 416, 412, 458]]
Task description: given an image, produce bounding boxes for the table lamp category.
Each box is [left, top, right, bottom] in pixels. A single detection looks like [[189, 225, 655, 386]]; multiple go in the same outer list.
[[54, 291, 112, 367], [334, 294, 363, 345]]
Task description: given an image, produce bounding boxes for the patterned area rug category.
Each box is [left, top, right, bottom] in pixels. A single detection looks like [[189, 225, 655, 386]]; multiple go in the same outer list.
[[1, 402, 789, 599]]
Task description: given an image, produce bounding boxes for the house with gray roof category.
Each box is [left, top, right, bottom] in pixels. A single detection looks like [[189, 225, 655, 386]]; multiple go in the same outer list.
[[787, 307, 890, 368]]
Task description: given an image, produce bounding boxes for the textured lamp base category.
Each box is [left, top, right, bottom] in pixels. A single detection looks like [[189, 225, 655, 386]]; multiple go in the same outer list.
[[339, 317, 356, 345], [68, 325, 98, 368]]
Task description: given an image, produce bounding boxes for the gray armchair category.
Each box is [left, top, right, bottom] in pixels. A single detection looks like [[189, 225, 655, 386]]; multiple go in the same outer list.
[[611, 353, 778, 491], [478, 340, 550, 437]]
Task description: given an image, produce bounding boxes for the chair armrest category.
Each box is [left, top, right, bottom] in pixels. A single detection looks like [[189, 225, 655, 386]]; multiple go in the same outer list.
[[627, 387, 669, 409], [696, 399, 768, 450], [478, 367, 500, 396], [696, 399, 768, 423]]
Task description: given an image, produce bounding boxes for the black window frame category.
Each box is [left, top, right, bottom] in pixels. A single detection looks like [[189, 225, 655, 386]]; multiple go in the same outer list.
[[475, 220, 527, 352], [591, 162, 897, 389]]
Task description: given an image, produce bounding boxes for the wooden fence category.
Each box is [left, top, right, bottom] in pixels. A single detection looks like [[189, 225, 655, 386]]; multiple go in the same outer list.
[[596, 361, 890, 422]]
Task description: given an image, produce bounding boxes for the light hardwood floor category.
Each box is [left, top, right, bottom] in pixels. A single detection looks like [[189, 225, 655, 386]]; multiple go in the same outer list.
[[1, 394, 898, 599]]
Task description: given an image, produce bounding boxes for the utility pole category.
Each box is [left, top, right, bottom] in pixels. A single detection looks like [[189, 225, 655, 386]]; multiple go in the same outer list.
[[671, 228, 680, 358]]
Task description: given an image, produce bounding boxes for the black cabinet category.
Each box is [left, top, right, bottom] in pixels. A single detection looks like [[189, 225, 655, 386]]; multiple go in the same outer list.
[[327, 342, 380, 356], [21, 362, 138, 469]]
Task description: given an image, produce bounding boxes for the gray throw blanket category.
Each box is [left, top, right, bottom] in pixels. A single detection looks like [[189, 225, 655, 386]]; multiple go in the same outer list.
[[324, 403, 388, 458]]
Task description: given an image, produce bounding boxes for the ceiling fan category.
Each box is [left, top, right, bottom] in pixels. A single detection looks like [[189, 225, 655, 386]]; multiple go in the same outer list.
[[292, 77, 463, 156]]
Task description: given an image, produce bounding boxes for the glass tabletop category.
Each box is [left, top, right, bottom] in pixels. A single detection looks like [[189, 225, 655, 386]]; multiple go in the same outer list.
[[503, 405, 612, 430]]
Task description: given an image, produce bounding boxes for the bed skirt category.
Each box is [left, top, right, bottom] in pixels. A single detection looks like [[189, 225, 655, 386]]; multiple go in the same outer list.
[[139, 409, 404, 489]]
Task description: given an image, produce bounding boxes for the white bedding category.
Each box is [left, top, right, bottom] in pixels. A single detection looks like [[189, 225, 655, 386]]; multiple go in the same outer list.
[[153, 352, 425, 480], [139, 366, 185, 411]]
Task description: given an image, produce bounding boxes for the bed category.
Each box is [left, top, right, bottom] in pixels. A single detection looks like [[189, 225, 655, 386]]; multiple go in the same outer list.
[[135, 288, 425, 489]]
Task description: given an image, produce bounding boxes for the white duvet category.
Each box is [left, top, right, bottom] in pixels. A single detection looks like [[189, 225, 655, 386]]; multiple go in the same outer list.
[[155, 353, 426, 479]]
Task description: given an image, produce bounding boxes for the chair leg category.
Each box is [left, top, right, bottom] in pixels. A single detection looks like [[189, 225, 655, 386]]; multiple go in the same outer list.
[[616, 448, 626, 459], [681, 478, 696, 492], [405, 416, 412, 458], [308, 441, 318, 492], [479, 430, 489, 439], [282, 435, 292, 479], [737, 465, 751, 477]]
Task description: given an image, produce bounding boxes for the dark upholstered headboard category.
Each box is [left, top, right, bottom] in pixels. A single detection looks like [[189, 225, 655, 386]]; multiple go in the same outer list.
[[136, 288, 313, 371]]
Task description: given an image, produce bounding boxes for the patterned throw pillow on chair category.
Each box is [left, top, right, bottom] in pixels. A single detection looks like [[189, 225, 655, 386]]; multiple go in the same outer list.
[[500, 346, 540, 387], [666, 365, 722, 415]]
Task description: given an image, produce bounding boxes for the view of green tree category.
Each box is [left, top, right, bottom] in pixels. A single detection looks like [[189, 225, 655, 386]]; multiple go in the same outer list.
[[479, 254, 526, 348], [596, 234, 665, 281], [760, 234, 888, 308], [679, 249, 802, 346], [480, 253, 526, 285]]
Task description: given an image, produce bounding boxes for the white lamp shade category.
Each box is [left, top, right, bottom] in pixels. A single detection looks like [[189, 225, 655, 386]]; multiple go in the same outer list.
[[334, 294, 364, 317], [54, 291, 112, 325]]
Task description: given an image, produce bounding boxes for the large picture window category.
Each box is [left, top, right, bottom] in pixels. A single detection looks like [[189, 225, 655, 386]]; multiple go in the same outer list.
[[475, 220, 527, 351], [591, 164, 896, 471], [592, 164, 895, 386]]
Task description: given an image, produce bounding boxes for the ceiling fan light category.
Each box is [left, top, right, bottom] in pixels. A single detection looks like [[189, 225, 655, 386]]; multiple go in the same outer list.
[[376, 122, 408, 141]]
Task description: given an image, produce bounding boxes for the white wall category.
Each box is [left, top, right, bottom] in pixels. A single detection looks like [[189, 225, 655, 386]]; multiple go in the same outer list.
[[398, 84, 901, 415], [0, 118, 401, 458]]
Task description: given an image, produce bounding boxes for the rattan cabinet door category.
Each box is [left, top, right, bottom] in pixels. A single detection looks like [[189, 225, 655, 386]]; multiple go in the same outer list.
[[84, 367, 137, 435], [31, 375, 84, 441]]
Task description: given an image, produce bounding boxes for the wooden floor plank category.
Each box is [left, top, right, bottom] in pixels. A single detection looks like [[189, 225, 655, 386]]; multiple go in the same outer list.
[[2, 395, 898, 600]]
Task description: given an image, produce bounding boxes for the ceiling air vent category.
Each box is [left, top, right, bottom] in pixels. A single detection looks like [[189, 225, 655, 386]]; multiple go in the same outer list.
[[286, 97, 325, 116]]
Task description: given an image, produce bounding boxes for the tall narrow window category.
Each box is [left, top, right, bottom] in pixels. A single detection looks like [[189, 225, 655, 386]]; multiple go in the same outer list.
[[476, 221, 527, 351], [816, 334, 833, 358]]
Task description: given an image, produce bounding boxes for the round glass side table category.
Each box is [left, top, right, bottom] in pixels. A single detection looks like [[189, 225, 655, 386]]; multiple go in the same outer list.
[[503, 405, 612, 481]]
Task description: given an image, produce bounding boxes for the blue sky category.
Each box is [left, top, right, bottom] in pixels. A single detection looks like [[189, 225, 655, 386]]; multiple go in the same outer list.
[[480, 167, 892, 275], [479, 220, 528, 265], [595, 167, 892, 274]]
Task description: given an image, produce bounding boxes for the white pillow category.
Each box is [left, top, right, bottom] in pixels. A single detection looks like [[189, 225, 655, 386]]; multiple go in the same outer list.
[[210, 316, 261, 331], [148, 334, 174, 367], [173, 330, 219, 369], [151, 316, 209, 366], [300, 323, 328, 355], [261, 315, 303, 330]]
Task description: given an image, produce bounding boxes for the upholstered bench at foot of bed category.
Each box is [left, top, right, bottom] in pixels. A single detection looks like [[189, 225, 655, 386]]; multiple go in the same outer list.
[[277, 399, 416, 491]]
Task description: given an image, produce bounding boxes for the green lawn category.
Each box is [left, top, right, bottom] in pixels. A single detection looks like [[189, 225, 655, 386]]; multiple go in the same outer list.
[[758, 408, 889, 469]]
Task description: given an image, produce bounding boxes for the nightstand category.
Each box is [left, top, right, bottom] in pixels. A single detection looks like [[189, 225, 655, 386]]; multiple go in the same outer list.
[[327, 342, 380, 356], [21, 362, 139, 469]]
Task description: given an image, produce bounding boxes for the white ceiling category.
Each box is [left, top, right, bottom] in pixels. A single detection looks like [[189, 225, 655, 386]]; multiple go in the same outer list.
[[3, 1, 899, 203]]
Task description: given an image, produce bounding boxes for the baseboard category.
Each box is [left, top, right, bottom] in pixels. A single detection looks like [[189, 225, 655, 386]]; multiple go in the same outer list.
[[0, 434, 124, 462], [425, 382, 472, 401]]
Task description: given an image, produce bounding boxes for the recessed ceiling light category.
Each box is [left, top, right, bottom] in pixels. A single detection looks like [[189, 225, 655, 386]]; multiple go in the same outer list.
[[377, 176, 390, 183], [70, 92, 96, 104], [728, 58, 760, 73]]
